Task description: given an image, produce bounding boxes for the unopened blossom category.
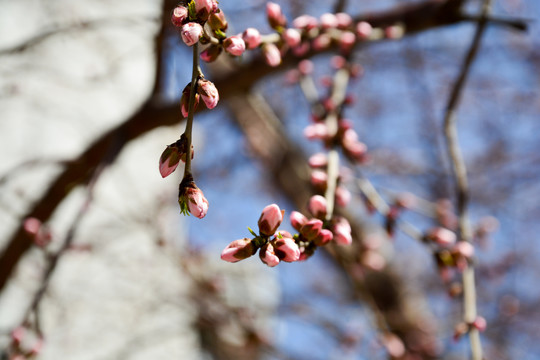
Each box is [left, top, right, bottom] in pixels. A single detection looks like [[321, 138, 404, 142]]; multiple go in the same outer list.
[[181, 22, 203, 46], [262, 43, 282, 67], [298, 59, 314, 76], [258, 204, 284, 236], [194, 0, 218, 20], [283, 28, 301, 48], [335, 12, 353, 28], [385, 25, 404, 40], [208, 11, 228, 31], [300, 219, 323, 241], [179, 182, 209, 219], [180, 83, 200, 118], [293, 15, 318, 31], [266, 2, 286, 29], [332, 216, 352, 245], [290, 211, 308, 231], [320, 13, 338, 29], [198, 79, 219, 109], [260, 242, 280, 267], [273, 235, 300, 262], [171, 6, 188, 27], [308, 195, 327, 219], [221, 238, 256, 262], [308, 152, 327, 168], [223, 35, 246, 56], [314, 228, 333, 246], [200, 44, 222, 62], [312, 33, 331, 51], [159, 144, 181, 178], [454, 241, 475, 258], [304, 123, 329, 140], [310, 169, 328, 189], [339, 31, 356, 53], [23, 217, 42, 237], [292, 41, 310, 57], [426, 227, 456, 247], [336, 185, 351, 207], [356, 21, 373, 40], [242, 27, 261, 49], [472, 316, 487, 332]]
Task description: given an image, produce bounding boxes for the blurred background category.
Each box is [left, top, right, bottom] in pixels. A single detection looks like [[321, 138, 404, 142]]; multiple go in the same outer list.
[[0, 0, 539, 359]]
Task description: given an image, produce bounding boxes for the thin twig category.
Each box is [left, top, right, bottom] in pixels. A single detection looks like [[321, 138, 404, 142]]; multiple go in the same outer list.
[[183, 43, 200, 177]]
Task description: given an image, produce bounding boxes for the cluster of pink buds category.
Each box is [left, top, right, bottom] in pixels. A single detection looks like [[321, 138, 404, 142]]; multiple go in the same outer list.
[[453, 316, 487, 341], [431, 232, 475, 283], [221, 204, 300, 267], [9, 326, 44, 359], [179, 77, 219, 117], [308, 153, 351, 208]]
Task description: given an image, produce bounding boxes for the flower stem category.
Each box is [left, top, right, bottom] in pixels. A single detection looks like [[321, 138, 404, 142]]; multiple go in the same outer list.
[[183, 42, 200, 178]]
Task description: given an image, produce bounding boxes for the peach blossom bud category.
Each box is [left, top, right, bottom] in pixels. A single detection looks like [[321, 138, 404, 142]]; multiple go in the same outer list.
[[194, 0, 218, 20], [273, 236, 300, 262], [350, 63, 364, 78], [331, 55, 346, 69], [298, 59, 314, 76], [385, 25, 404, 39], [332, 217, 352, 245], [455, 241, 475, 258], [339, 31, 356, 52], [310, 169, 328, 188], [472, 316, 487, 332], [356, 21, 373, 40], [314, 228, 333, 246], [200, 44, 222, 62], [320, 13, 338, 29], [181, 22, 203, 46], [208, 10, 227, 31], [179, 182, 209, 218], [312, 33, 331, 51], [308, 152, 327, 168], [300, 219, 323, 241], [335, 13, 352, 28], [293, 15, 318, 30], [23, 217, 42, 237], [304, 123, 329, 140], [223, 35, 246, 56], [308, 195, 327, 219], [180, 83, 200, 118], [381, 333, 405, 358], [221, 238, 257, 262], [283, 28, 301, 47], [292, 41, 310, 56], [171, 6, 188, 27], [426, 227, 456, 247], [290, 211, 308, 231], [159, 144, 181, 178], [260, 242, 280, 267], [335, 186, 351, 207], [197, 79, 219, 109], [242, 27, 261, 49], [266, 2, 286, 30], [262, 43, 282, 67], [258, 204, 284, 236]]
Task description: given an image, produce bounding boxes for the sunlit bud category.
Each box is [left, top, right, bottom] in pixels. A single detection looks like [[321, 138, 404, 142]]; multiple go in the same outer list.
[[292, 41, 310, 56], [314, 228, 333, 246], [194, 0, 218, 21], [171, 6, 188, 27], [197, 79, 219, 109], [331, 55, 346, 69], [200, 44, 222, 62], [273, 236, 300, 262], [262, 43, 282, 67], [308, 195, 327, 219], [308, 152, 327, 168], [180, 83, 200, 118], [335, 13, 353, 28], [23, 217, 52, 247], [260, 242, 280, 267], [356, 21, 373, 40], [312, 33, 331, 51], [258, 204, 284, 236], [159, 144, 181, 178], [320, 13, 338, 29], [300, 219, 323, 241], [362, 250, 386, 270], [385, 25, 404, 39], [283, 28, 301, 47], [208, 10, 227, 31], [181, 22, 203, 46], [455, 241, 475, 258], [310, 169, 328, 189], [179, 180, 209, 218], [242, 27, 261, 49], [290, 211, 308, 231], [221, 238, 257, 262], [23, 217, 42, 237], [472, 316, 487, 332], [332, 217, 352, 245], [339, 31, 356, 53], [381, 333, 405, 358], [304, 123, 329, 140], [426, 227, 456, 247], [223, 35, 246, 56], [298, 59, 314, 76], [293, 15, 318, 31], [266, 2, 287, 29], [335, 186, 351, 207]]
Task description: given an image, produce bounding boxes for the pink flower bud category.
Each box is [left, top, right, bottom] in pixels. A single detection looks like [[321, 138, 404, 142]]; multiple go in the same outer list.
[[308, 152, 327, 168], [260, 242, 280, 267], [266, 2, 286, 29], [331, 55, 346, 69], [335, 186, 351, 207], [194, 0, 218, 20], [242, 27, 261, 49], [221, 238, 257, 262], [180, 83, 200, 118], [223, 35, 246, 56], [332, 217, 352, 245], [197, 78, 219, 109], [258, 204, 284, 236], [298, 59, 314, 76], [208, 11, 228, 31], [335, 13, 353, 28], [314, 228, 333, 246], [181, 22, 203, 47], [356, 21, 373, 40], [179, 181, 209, 219], [171, 6, 188, 27], [471, 316, 487, 332], [300, 219, 323, 241], [426, 227, 456, 247], [292, 41, 310, 56], [23, 217, 42, 236], [339, 31, 356, 53], [293, 15, 318, 31], [290, 211, 308, 231], [320, 13, 338, 29], [304, 123, 329, 140], [159, 144, 181, 178], [312, 34, 331, 51], [262, 43, 282, 67], [283, 28, 301, 47], [310, 169, 328, 189], [385, 25, 404, 39], [273, 236, 300, 262], [455, 241, 475, 258], [200, 44, 222, 62], [308, 195, 327, 219]]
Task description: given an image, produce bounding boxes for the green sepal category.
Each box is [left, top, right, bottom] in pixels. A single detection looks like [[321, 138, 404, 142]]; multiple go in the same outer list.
[[179, 197, 190, 216], [247, 226, 258, 237], [213, 29, 227, 40], [188, 0, 197, 20]]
